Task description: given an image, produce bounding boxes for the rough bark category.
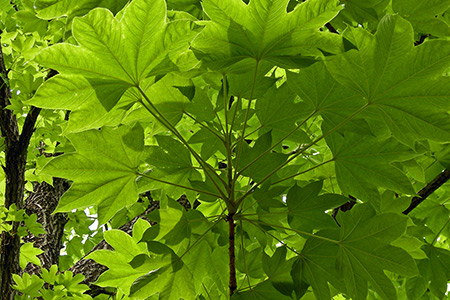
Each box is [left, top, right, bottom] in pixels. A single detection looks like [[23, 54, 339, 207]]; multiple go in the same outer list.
[[21, 179, 69, 275]]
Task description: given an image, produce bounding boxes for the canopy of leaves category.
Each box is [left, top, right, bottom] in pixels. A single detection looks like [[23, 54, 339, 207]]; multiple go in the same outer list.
[[1, 0, 450, 299]]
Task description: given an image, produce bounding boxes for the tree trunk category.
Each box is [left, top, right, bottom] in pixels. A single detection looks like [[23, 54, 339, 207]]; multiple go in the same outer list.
[[21, 179, 69, 275]]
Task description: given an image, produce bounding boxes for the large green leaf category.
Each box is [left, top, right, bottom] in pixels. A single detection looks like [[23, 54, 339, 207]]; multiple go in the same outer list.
[[326, 132, 416, 201], [192, 0, 343, 71], [326, 14, 450, 144], [294, 205, 418, 300], [35, 0, 196, 111], [336, 205, 418, 300], [41, 125, 144, 224]]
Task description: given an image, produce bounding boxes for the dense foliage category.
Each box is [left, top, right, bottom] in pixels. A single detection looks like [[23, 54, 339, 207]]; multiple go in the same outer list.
[[1, 0, 450, 299]]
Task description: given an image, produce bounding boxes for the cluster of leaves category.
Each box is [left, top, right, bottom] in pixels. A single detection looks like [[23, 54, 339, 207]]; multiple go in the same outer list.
[[13, 266, 90, 300], [2, 0, 450, 299]]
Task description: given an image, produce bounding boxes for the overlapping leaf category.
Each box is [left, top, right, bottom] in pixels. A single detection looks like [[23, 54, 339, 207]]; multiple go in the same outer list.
[[237, 131, 288, 183], [286, 62, 366, 134], [129, 241, 195, 300], [256, 83, 312, 144], [393, 0, 450, 37], [326, 132, 416, 201], [139, 135, 202, 198], [286, 181, 348, 233], [326, 14, 450, 145], [295, 205, 418, 300], [192, 0, 343, 71], [294, 232, 343, 300], [40, 125, 144, 224]]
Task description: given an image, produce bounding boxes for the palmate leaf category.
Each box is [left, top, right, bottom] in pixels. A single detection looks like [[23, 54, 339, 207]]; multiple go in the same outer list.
[[191, 0, 343, 71], [294, 204, 418, 300], [85, 219, 150, 294], [40, 125, 144, 224], [33, 0, 197, 113], [326, 132, 416, 201], [294, 232, 343, 300], [326, 14, 450, 145], [336, 205, 418, 300]]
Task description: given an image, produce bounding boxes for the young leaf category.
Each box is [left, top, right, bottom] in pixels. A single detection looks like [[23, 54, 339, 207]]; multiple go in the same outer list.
[[20, 243, 44, 269], [85, 224, 149, 294]]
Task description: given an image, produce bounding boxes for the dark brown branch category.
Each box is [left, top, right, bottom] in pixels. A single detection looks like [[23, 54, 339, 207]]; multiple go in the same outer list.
[[228, 213, 236, 296], [0, 35, 22, 300], [325, 23, 338, 34], [403, 169, 450, 215]]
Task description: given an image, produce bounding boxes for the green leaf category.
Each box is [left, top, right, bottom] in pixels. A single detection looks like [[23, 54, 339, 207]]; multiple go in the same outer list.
[[286, 62, 366, 134], [85, 225, 148, 294], [130, 242, 196, 300], [419, 245, 450, 299], [12, 273, 43, 297], [232, 280, 293, 300], [24, 214, 46, 236], [336, 204, 419, 300], [262, 247, 295, 296], [139, 135, 202, 198], [286, 181, 348, 232], [237, 131, 288, 183], [256, 83, 312, 144], [41, 125, 143, 224], [192, 0, 343, 71], [38, 0, 193, 82], [295, 231, 343, 300], [327, 132, 416, 201], [326, 15, 450, 144], [20, 243, 44, 269]]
